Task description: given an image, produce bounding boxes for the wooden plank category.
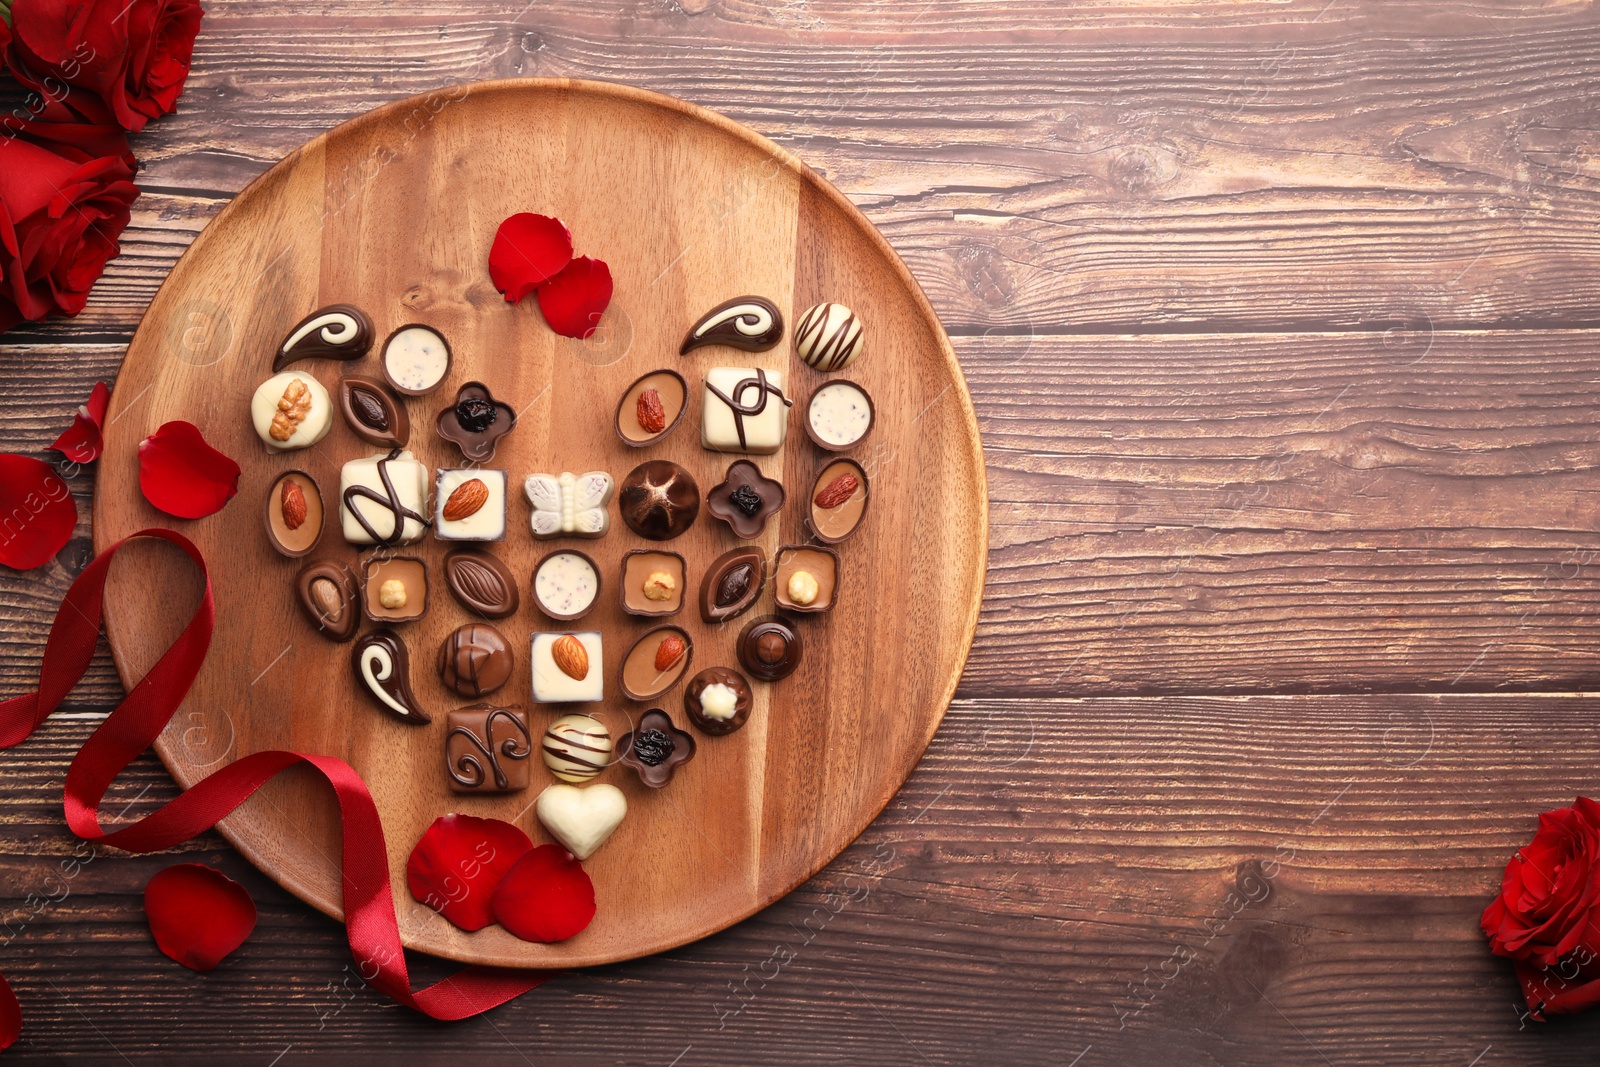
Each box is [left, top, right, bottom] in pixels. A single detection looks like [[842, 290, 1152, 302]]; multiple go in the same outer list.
[[0, 694, 1595, 1063]]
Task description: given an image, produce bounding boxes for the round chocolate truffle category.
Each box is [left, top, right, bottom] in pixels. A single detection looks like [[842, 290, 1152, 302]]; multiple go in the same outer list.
[[684, 666, 753, 736], [737, 616, 803, 682], [437, 622, 513, 697], [619, 459, 700, 541]]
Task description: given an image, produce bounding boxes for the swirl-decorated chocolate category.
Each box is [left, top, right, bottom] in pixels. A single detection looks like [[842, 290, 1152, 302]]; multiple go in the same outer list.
[[447, 705, 532, 792], [794, 302, 864, 372], [275, 304, 374, 370], [680, 296, 784, 354], [351, 630, 430, 724]]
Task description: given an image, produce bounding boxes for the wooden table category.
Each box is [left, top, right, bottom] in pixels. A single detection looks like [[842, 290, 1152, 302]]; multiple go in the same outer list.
[[2, 2, 1598, 1062]]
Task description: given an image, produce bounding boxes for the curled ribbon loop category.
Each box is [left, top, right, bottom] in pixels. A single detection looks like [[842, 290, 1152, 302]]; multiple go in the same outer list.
[[0, 529, 549, 1043]]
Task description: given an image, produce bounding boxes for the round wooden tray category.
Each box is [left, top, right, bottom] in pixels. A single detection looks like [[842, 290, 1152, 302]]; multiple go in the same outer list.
[[92, 79, 987, 968]]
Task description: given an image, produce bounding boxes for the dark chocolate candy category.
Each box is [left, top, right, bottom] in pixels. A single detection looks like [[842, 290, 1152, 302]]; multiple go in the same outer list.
[[446, 704, 531, 792], [699, 545, 765, 624], [706, 459, 785, 539], [618, 460, 700, 541], [351, 629, 430, 724], [442, 548, 519, 619], [339, 375, 409, 448], [275, 304, 373, 371], [679, 297, 784, 355], [436, 381, 516, 462], [737, 615, 803, 682], [683, 667, 753, 736], [617, 709, 697, 788], [438, 622, 513, 697], [293, 559, 359, 642]]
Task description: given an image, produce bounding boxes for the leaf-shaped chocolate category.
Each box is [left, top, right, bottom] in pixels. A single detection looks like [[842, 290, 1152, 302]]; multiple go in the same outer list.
[[338, 375, 409, 448], [443, 549, 519, 619], [716, 563, 754, 607]]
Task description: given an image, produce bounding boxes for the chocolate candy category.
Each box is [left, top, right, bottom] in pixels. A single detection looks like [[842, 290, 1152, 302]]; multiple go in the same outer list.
[[338, 375, 409, 448], [340, 448, 430, 545], [684, 667, 752, 735], [794, 302, 863, 371], [618, 709, 696, 788], [701, 367, 792, 455], [807, 458, 869, 545], [620, 549, 686, 617], [435, 469, 508, 541], [382, 324, 452, 395], [275, 304, 373, 371], [293, 559, 359, 642], [533, 549, 601, 621], [615, 369, 688, 447], [251, 371, 333, 452], [438, 622, 513, 698], [535, 783, 626, 859], [361, 555, 427, 624], [264, 470, 323, 558], [525, 471, 614, 539], [738, 616, 803, 681], [531, 631, 603, 702], [446, 704, 531, 793], [680, 296, 784, 354], [700, 546, 765, 624], [706, 459, 785, 539], [805, 379, 874, 451], [619, 624, 693, 702], [351, 629, 430, 724], [442, 548, 519, 619], [541, 713, 613, 783], [618, 460, 699, 541], [436, 381, 515, 462], [774, 544, 839, 614]]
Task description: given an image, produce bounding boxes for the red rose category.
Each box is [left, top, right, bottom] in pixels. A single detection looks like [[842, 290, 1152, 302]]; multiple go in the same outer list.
[[0, 14, 11, 74], [0, 101, 139, 331], [7, 0, 203, 133], [1483, 797, 1600, 1019]]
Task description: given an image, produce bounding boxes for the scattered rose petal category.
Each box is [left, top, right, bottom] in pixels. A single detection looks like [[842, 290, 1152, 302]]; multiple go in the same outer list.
[[0, 454, 78, 571], [489, 843, 596, 942], [144, 864, 257, 972], [489, 213, 573, 304], [536, 256, 613, 339], [50, 381, 111, 463], [0, 973, 18, 1052], [137, 421, 240, 519], [407, 813, 534, 932]]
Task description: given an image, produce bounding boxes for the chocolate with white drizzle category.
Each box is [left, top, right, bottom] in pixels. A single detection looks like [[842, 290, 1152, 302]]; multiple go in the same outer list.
[[446, 705, 532, 792], [342, 448, 430, 545], [794, 302, 864, 372], [351, 629, 430, 724], [679, 296, 784, 354], [701, 368, 793, 454], [275, 304, 373, 371]]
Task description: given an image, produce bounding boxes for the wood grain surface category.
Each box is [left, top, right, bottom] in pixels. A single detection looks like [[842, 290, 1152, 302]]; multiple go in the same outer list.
[[3, 0, 1600, 1061]]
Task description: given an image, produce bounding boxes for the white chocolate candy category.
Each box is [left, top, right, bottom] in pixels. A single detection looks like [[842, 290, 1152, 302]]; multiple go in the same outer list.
[[808, 381, 871, 448], [699, 682, 739, 720], [794, 302, 863, 371], [534, 551, 599, 618], [535, 783, 626, 859], [250, 371, 332, 452], [435, 469, 507, 541], [531, 631, 603, 702], [339, 450, 430, 545], [524, 471, 613, 539], [541, 714, 613, 783], [383, 325, 450, 393], [701, 367, 791, 455]]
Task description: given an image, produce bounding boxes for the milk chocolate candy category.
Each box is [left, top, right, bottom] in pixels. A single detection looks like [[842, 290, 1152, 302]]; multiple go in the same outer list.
[[615, 369, 688, 447], [338, 375, 409, 448], [361, 555, 428, 624], [442, 549, 519, 619], [446, 704, 532, 793], [617, 709, 696, 788], [294, 559, 359, 642], [264, 470, 323, 558], [438, 622, 513, 698], [699, 546, 765, 624], [276, 304, 373, 370], [620, 549, 686, 617], [706, 459, 785, 539], [680, 297, 783, 354], [737, 615, 803, 682], [437, 381, 516, 462], [619, 624, 693, 702], [774, 544, 839, 614], [351, 630, 430, 724], [806, 458, 869, 545], [684, 667, 752, 735]]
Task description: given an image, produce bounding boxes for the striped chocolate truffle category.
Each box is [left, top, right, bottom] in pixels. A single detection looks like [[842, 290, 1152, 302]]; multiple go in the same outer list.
[[541, 714, 614, 783], [794, 302, 864, 372]]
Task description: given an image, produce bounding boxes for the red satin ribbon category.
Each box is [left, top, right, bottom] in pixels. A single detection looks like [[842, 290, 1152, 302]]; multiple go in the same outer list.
[[0, 529, 549, 1045]]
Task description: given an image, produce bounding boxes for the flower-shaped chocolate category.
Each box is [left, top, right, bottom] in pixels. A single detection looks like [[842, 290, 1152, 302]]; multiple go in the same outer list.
[[618, 709, 696, 788], [437, 381, 516, 462], [706, 459, 785, 539]]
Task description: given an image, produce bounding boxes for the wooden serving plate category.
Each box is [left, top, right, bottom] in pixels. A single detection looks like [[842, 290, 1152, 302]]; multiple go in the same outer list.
[[93, 79, 986, 968]]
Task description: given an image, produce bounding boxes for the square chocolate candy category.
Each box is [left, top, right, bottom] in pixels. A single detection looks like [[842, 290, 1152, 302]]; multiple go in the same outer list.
[[445, 704, 532, 793], [435, 468, 507, 541], [701, 367, 792, 455]]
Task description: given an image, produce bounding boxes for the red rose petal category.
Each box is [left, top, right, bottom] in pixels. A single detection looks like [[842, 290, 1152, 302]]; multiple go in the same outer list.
[[144, 864, 257, 972], [406, 814, 535, 932], [137, 421, 240, 519], [489, 843, 596, 943], [489, 213, 573, 304], [0, 973, 18, 1052], [536, 256, 613, 339], [0, 454, 78, 571], [50, 381, 111, 463]]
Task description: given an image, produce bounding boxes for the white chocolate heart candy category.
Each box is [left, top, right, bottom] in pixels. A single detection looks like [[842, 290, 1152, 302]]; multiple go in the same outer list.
[[535, 783, 626, 860]]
